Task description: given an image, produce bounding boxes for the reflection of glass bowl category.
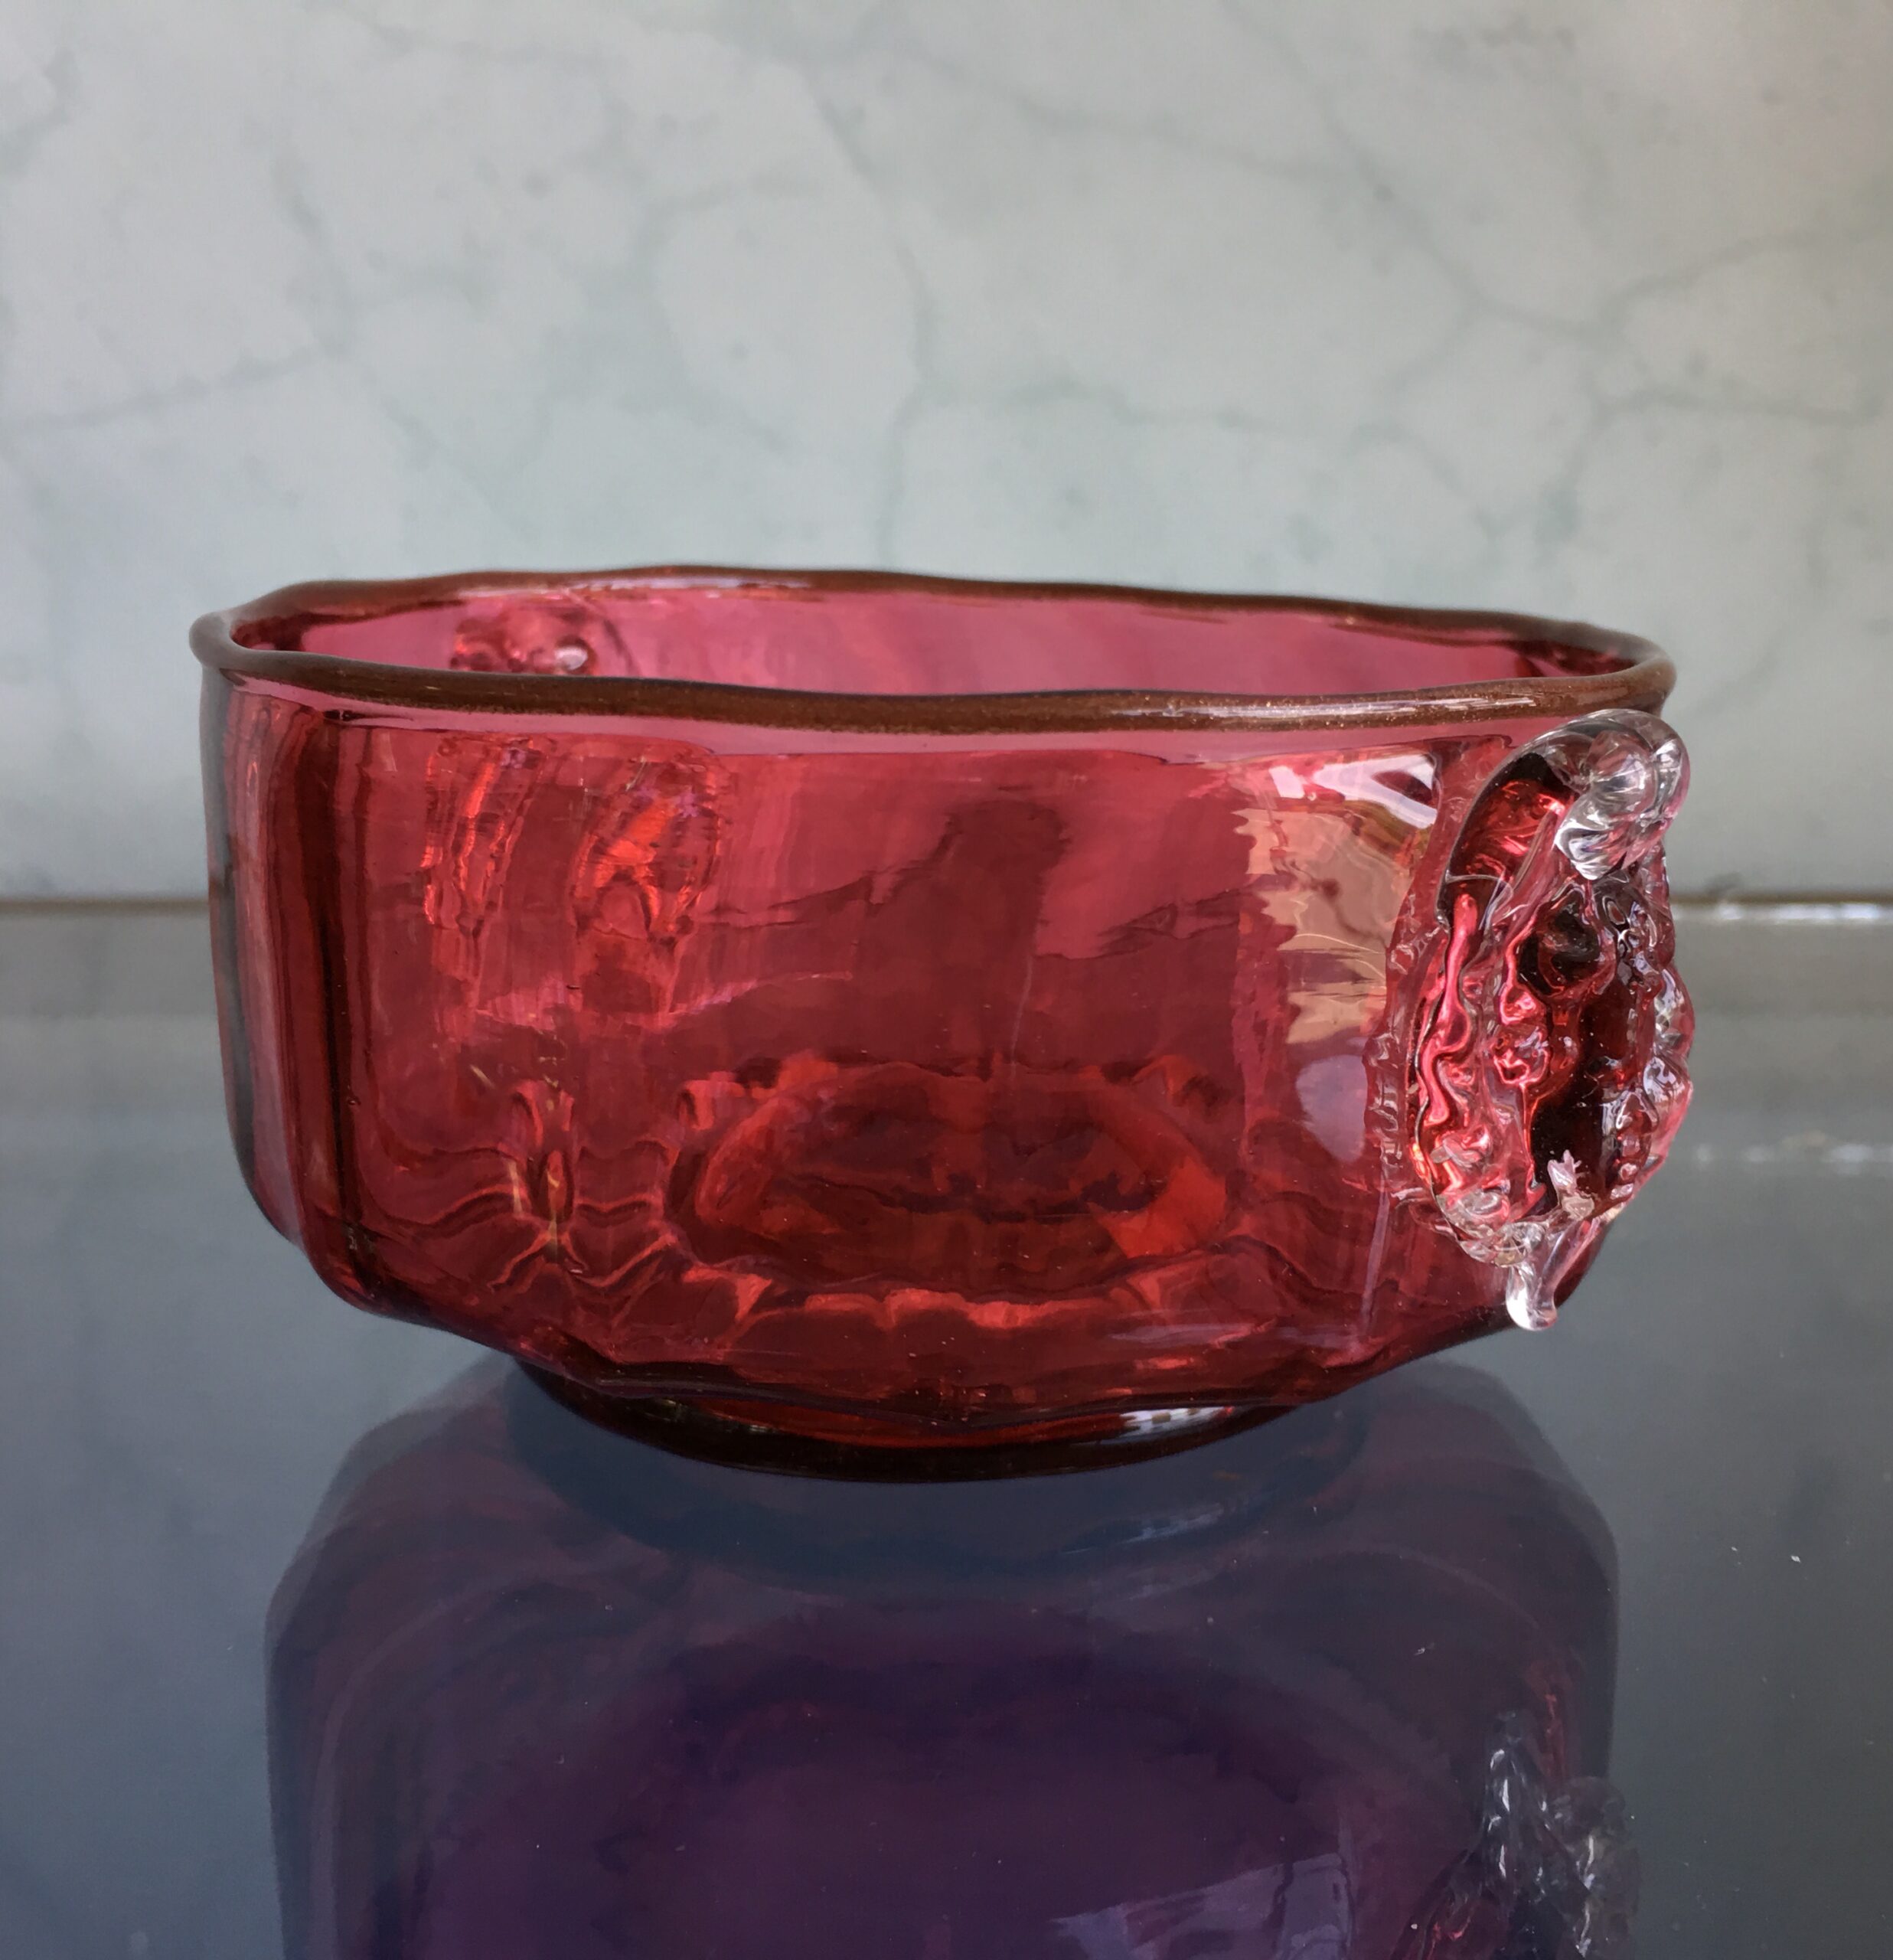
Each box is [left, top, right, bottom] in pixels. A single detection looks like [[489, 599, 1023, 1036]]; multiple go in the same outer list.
[[194, 570, 1691, 1467], [269, 1361, 1637, 1957]]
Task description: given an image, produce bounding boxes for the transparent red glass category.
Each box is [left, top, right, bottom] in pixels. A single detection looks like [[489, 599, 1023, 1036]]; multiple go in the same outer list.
[[194, 570, 1691, 1467]]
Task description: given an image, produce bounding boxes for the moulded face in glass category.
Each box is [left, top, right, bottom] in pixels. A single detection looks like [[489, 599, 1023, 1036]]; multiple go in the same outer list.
[[193, 569, 1692, 1468]]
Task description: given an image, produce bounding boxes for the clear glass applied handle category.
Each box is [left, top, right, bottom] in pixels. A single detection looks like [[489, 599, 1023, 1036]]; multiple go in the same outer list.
[[1408, 711, 1692, 1329]]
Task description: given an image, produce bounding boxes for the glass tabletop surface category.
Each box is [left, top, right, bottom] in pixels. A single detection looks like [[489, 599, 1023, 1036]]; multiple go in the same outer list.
[[0, 903, 1886, 1960]]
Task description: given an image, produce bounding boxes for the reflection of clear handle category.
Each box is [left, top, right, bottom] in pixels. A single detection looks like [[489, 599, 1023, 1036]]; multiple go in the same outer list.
[[1480, 1715, 1640, 1958], [1407, 711, 1692, 1329]]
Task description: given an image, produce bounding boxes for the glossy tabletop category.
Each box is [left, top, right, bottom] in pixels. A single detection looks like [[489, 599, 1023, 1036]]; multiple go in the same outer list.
[[0, 903, 1887, 1958]]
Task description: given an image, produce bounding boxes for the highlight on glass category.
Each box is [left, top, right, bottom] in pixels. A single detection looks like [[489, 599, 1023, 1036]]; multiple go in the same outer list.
[[194, 568, 1690, 1468]]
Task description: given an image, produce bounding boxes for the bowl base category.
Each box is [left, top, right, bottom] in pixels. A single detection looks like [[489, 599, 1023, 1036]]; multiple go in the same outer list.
[[519, 1367, 1271, 1481]]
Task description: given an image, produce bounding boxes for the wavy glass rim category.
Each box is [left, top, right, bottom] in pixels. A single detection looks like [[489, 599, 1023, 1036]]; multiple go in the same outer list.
[[191, 566, 1675, 735]]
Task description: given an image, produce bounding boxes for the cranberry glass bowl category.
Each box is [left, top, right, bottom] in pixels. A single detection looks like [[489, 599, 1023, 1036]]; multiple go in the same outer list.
[[194, 570, 1690, 1471]]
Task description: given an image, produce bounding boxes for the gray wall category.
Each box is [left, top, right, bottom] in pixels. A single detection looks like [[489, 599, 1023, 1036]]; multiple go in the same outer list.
[[3, 0, 1889, 896]]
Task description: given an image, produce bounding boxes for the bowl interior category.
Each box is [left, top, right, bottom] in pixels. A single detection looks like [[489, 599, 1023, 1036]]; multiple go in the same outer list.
[[239, 574, 1634, 701]]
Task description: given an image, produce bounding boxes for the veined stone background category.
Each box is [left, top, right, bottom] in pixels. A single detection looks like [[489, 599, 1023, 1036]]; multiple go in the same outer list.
[[2, 0, 1888, 895]]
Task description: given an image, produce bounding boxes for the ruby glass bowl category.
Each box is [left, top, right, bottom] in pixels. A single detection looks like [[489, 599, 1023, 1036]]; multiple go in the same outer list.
[[194, 570, 1690, 1472]]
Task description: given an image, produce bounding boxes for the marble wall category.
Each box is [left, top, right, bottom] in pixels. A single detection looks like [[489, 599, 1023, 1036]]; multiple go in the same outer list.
[[2, 0, 1888, 894]]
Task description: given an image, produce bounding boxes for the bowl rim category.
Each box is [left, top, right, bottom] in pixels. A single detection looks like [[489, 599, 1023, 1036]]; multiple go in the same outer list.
[[191, 565, 1676, 735]]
